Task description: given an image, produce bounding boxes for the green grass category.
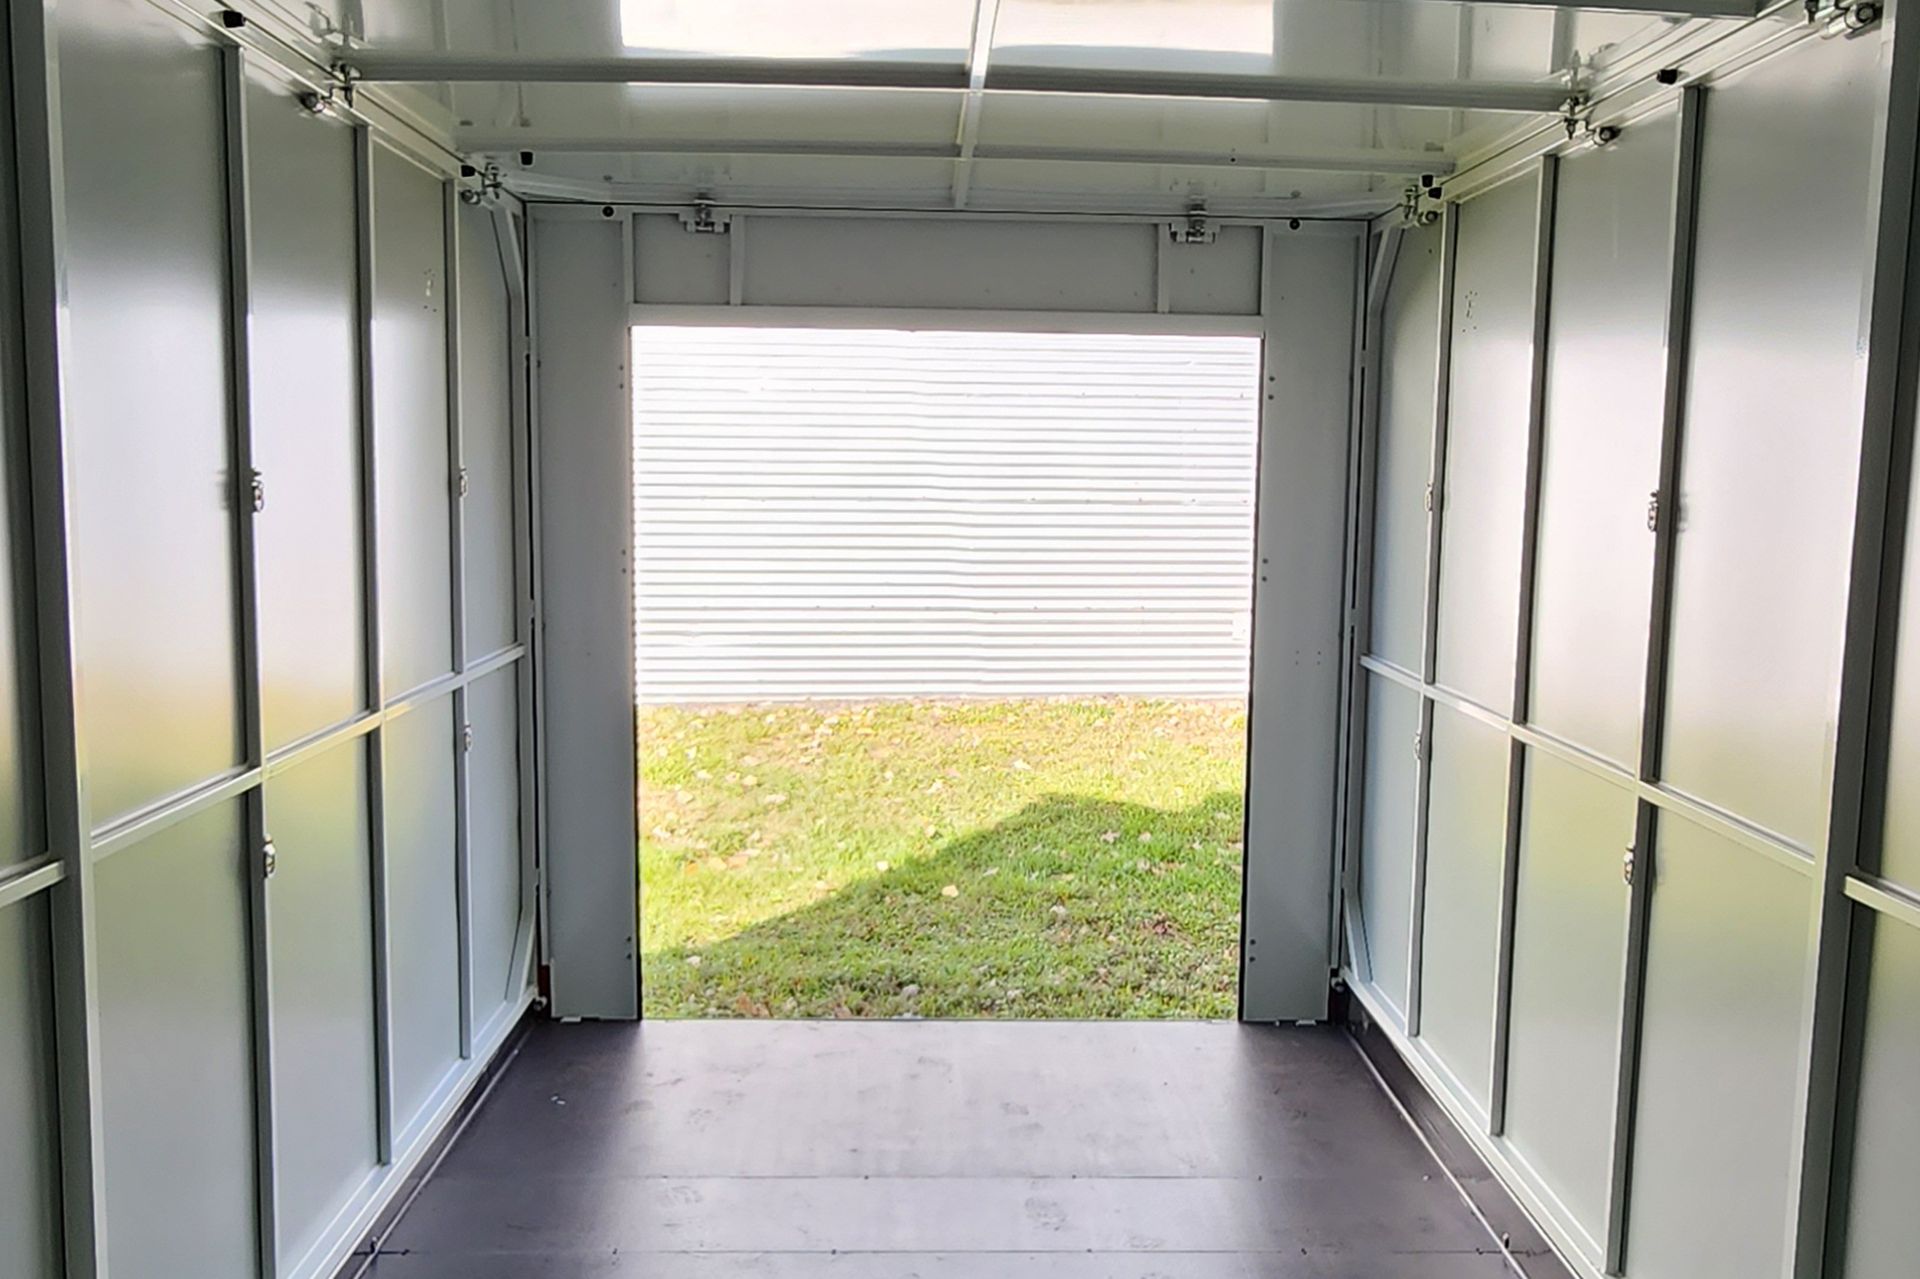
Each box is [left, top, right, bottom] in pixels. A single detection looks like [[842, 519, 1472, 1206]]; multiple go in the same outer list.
[[638, 697, 1247, 1019]]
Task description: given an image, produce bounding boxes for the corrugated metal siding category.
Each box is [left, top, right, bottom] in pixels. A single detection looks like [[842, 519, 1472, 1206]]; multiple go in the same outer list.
[[631, 326, 1260, 703]]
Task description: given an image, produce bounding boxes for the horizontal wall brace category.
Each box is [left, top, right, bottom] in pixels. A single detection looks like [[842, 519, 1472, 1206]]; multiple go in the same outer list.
[[458, 135, 1457, 178], [345, 53, 1578, 114]]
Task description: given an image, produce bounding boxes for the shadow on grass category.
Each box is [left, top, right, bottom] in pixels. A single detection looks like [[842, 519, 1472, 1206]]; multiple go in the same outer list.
[[641, 790, 1245, 1020]]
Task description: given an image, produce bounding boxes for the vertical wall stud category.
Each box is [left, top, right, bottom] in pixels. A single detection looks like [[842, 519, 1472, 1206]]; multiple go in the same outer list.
[[1487, 154, 1558, 1137], [1790, 10, 1920, 1275], [1605, 84, 1706, 1275], [9, 0, 107, 1269], [486, 199, 540, 1001], [353, 126, 397, 1165], [1405, 201, 1459, 1039], [218, 42, 278, 1277], [726, 213, 744, 307], [1338, 224, 1405, 993], [444, 183, 473, 1059]]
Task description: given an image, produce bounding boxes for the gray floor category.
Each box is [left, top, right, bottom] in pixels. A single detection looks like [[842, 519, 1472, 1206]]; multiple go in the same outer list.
[[360, 1020, 1520, 1278]]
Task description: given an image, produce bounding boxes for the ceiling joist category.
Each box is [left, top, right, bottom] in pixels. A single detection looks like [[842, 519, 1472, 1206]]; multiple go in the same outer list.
[[459, 136, 1457, 179], [344, 52, 1580, 114]]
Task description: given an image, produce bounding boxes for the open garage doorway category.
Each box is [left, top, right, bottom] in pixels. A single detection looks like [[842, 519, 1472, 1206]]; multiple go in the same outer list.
[[631, 323, 1262, 1018]]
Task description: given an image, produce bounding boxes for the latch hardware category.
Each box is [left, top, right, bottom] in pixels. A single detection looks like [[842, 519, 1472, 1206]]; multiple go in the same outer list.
[[1647, 490, 1660, 533], [1622, 845, 1637, 886], [249, 470, 266, 515], [262, 836, 279, 880], [461, 723, 474, 753], [457, 467, 470, 499]]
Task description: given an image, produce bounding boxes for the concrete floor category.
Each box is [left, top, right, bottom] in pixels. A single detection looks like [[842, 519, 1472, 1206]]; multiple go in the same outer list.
[[357, 1020, 1522, 1277]]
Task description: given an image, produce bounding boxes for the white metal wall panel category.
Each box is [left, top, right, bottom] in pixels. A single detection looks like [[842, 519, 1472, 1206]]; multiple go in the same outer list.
[[264, 741, 378, 1277], [1503, 752, 1636, 1256], [0, 899, 59, 1279], [739, 218, 1162, 312], [1368, 222, 1440, 674], [246, 70, 367, 753], [372, 144, 454, 698], [1358, 674, 1420, 1017], [459, 199, 519, 659], [1867, 312, 1920, 892], [1527, 112, 1674, 770], [1433, 173, 1540, 715], [1624, 816, 1813, 1279], [94, 803, 257, 1278], [1240, 227, 1359, 1022], [1837, 916, 1920, 1278], [1416, 701, 1508, 1114], [383, 697, 461, 1142], [0, 41, 38, 868], [631, 326, 1261, 703], [534, 215, 642, 1021], [1659, 30, 1881, 852], [467, 668, 524, 1022], [61, 0, 241, 825]]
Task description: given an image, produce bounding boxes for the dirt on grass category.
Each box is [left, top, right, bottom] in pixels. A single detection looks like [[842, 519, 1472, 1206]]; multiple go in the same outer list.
[[638, 696, 1247, 1019]]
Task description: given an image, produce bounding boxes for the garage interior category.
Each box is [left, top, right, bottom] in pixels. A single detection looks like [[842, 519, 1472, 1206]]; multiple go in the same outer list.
[[1, 0, 1917, 1277]]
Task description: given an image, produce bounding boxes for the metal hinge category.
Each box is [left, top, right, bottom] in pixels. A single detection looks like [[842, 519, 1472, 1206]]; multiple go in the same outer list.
[[1647, 489, 1660, 533], [1424, 482, 1436, 513], [1622, 844, 1637, 886], [461, 723, 474, 753], [1412, 731, 1425, 760], [261, 836, 278, 880], [248, 470, 266, 514], [456, 467, 470, 499], [1169, 202, 1215, 245], [679, 201, 730, 235]]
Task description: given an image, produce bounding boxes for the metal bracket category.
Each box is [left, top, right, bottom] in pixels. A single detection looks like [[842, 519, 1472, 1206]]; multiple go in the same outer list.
[[261, 836, 278, 880], [1401, 177, 1444, 228], [679, 201, 730, 235], [1169, 203, 1215, 245], [248, 469, 266, 515], [1424, 482, 1437, 513], [1622, 844, 1637, 886], [457, 161, 507, 207], [309, 61, 358, 114], [1809, 0, 1882, 36], [456, 466, 470, 499], [1558, 89, 1596, 143], [461, 723, 474, 753], [1647, 489, 1661, 533], [1413, 731, 1425, 760]]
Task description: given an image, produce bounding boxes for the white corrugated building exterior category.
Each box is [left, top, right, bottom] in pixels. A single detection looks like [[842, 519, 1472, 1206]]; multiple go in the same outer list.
[[631, 326, 1261, 703]]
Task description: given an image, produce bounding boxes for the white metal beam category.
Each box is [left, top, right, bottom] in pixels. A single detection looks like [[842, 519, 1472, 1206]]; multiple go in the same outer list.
[[952, 0, 1002, 208], [346, 53, 1579, 114], [461, 135, 1457, 179]]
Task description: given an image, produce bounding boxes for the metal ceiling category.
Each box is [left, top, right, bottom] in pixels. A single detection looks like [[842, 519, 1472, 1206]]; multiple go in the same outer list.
[[304, 0, 1790, 214]]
